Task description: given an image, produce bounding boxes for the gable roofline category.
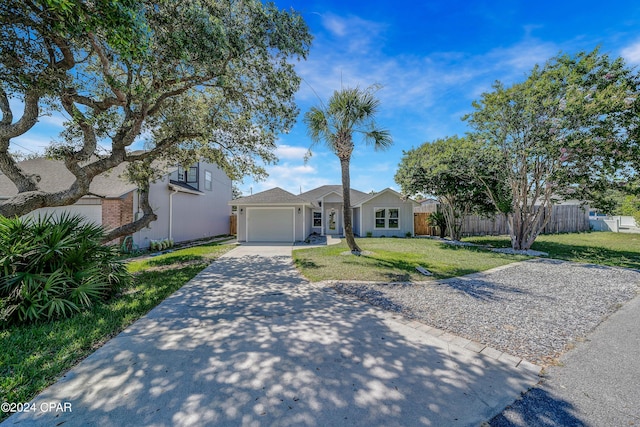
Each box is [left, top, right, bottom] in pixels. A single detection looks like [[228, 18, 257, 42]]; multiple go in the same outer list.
[[353, 187, 419, 207], [229, 186, 311, 206], [318, 190, 342, 199], [299, 185, 370, 206]]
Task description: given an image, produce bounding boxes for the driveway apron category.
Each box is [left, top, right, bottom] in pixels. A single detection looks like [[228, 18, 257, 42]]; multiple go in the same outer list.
[[4, 244, 539, 427]]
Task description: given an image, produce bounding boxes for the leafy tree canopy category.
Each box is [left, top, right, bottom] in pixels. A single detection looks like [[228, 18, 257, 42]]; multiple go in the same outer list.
[[465, 48, 640, 249], [0, 0, 311, 241], [395, 135, 499, 240]]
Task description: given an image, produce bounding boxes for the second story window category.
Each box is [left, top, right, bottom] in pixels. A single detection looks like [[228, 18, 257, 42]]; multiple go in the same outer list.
[[177, 165, 199, 189], [186, 166, 198, 183]]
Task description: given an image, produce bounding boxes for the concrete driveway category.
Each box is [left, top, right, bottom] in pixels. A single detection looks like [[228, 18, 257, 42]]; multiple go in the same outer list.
[[3, 244, 539, 427]]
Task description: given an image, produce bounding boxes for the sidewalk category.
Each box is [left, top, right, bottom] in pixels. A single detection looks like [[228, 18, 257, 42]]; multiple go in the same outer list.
[[491, 293, 640, 426], [4, 244, 539, 426]]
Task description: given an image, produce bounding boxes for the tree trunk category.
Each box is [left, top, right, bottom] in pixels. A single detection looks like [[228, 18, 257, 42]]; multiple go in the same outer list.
[[101, 186, 157, 244], [508, 203, 553, 250], [339, 157, 362, 254]]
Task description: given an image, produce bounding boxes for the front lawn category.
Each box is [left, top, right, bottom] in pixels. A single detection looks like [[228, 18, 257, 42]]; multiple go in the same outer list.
[[293, 238, 530, 282], [0, 242, 234, 421], [465, 232, 640, 270]]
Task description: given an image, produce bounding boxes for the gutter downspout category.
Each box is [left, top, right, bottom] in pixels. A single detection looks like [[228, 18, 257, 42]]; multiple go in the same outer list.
[[168, 187, 178, 240]]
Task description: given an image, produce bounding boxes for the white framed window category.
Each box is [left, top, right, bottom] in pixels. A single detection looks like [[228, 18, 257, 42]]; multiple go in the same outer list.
[[374, 207, 400, 229], [313, 210, 322, 227], [204, 170, 212, 191]]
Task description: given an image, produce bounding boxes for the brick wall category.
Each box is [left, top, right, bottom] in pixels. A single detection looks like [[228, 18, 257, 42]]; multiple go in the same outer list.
[[102, 191, 134, 244]]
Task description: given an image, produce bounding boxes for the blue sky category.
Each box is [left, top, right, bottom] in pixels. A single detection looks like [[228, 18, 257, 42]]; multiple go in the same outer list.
[[10, 1, 640, 196]]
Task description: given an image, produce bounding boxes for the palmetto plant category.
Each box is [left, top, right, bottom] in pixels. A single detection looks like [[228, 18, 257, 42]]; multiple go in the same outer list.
[[0, 213, 130, 325], [427, 211, 448, 239], [304, 85, 392, 254]]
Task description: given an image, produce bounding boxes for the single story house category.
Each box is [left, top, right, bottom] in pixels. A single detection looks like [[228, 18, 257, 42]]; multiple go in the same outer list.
[[230, 185, 418, 242], [0, 157, 232, 248]]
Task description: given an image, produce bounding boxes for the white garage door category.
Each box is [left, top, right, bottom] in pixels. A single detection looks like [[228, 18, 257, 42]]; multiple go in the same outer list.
[[247, 208, 294, 242]]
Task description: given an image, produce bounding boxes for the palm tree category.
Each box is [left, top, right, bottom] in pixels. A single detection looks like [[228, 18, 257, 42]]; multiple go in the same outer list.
[[304, 86, 392, 254]]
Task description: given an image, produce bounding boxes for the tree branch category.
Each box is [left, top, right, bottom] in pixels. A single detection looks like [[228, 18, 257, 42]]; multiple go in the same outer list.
[[88, 32, 126, 104], [101, 186, 157, 243], [0, 88, 13, 126]]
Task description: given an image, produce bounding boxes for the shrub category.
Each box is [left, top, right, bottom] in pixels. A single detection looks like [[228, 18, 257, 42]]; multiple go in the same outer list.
[[0, 213, 131, 326], [427, 212, 447, 238]]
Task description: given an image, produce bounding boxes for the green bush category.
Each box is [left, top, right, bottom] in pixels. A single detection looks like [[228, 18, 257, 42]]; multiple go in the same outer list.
[[427, 212, 447, 238], [0, 213, 131, 326]]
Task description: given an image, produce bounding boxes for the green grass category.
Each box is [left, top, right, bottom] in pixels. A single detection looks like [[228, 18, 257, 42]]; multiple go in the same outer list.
[[464, 232, 640, 270], [0, 242, 234, 420], [127, 242, 234, 272], [293, 238, 530, 282]]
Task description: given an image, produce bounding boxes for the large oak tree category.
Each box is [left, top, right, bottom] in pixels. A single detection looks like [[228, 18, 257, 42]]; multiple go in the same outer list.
[[0, 0, 311, 241]]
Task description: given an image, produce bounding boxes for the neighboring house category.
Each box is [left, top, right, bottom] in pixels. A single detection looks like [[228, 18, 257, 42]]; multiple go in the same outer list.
[[0, 158, 232, 248], [416, 197, 438, 207], [230, 185, 417, 242]]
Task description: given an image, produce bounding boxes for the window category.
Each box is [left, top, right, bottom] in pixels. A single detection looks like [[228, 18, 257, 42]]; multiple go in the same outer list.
[[389, 208, 399, 229], [186, 166, 198, 183], [204, 170, 212, 191], [374, 208, 400, 229], [177, 165, 199, 188], [375, 208, 386, 228], [313, 210, 322, 227]]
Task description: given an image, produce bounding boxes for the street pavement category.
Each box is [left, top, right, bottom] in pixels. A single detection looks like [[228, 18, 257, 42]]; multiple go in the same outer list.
[[491, 292, 640, 426]]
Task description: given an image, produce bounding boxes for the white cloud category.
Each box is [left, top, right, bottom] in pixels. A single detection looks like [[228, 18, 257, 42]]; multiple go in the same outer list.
[[321, 14, 347, 37], [243, 162, 323, 195], [275, 144, 308, 160], [39, 113, 68, 128], [11, 135, 51, 153], [621, 40, 640, 64]]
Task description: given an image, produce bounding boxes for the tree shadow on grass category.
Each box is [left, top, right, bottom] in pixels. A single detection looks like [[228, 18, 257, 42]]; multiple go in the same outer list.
[[145, 254, 205, 267], [292, 258, 321, 270], [531, 241, 640, 270], [359, 255, 417, 282], [465, 237, 640, 270]]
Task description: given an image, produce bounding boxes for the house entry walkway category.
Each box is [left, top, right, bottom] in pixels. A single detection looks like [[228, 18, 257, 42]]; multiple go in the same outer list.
[[4, 244, 539, 426]]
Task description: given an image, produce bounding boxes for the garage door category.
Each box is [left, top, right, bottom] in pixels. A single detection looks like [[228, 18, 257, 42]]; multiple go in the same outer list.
[[247, 208, 294, 242]]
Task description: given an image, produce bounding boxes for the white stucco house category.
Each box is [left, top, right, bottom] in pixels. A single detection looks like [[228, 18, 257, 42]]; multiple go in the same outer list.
[[0, 157, 232, 248], [230, 185, 418, 242]]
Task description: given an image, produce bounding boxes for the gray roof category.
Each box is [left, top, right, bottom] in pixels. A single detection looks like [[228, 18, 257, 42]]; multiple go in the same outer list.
[[0, 158, 138, 198], [299, 185, 370, 205], [232, 185, 379, 207], [231, 187, 308, 205]]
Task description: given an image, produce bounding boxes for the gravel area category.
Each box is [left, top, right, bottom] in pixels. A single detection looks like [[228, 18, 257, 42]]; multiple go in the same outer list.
[[332, 258, 640, 365]]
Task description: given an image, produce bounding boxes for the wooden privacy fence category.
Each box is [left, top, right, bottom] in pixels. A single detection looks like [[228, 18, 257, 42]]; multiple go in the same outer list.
[[413, 204, 590, 236], [230, 214, 237, 235], [413, 212, 439, 236]]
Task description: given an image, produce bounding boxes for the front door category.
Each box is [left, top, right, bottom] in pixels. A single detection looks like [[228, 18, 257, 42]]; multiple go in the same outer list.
[[325, 207, 339, 235]]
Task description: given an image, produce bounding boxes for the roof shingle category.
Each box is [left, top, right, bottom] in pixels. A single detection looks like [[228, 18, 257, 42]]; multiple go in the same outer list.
[[232, 187, 308, 205], [0, 158, 138, 198]]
